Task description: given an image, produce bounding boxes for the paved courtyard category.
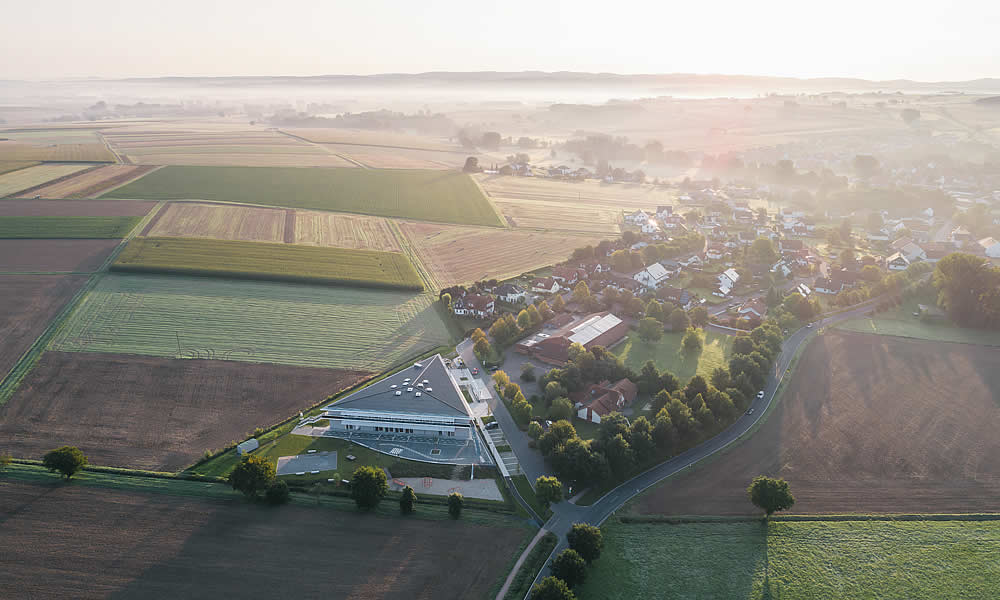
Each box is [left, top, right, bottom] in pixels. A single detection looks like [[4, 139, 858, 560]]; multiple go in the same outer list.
[[389, 476, 503, 501], [276, 451, 338, 475], [291, 425, 492, 466]]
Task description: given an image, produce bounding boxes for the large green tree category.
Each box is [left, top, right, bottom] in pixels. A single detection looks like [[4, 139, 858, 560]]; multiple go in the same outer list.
[[550, 549, 588, 588], [351, 465, 388, 510], [228, 454, 276, 497], [42, 446, 87, 480], [933, 253, 999, 326], [747, 475, 796, 517], [567, 523, 604, 563], [637, 317, 664, 343], [535, 475, 564, 507], [531, 576, 577, 600], [448, 492, 464, 518]]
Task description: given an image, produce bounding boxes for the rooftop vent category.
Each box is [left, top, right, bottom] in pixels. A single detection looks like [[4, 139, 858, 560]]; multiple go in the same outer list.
[[407, 387, 413, 392], [390, 384, 397, 389], [394, 391, 402, 396], [415, 392, 422, 397]]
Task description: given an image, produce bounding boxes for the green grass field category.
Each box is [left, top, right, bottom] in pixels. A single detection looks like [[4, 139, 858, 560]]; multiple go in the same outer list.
[[0, 216, 140, 238], [577, 519, 1000, 600], [836, 293, 1000, 346], [616, 329, 734, 382], [50, 273, 452, 371], [103, 165, 503, 227], [112, 237, 423, 289]]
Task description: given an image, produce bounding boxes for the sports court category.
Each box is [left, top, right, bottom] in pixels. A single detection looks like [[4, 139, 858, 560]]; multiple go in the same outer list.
[[276, 450, 338, 475]]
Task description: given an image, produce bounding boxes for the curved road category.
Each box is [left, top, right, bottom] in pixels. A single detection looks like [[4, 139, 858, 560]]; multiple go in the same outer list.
[[517, 299, 884, 596]]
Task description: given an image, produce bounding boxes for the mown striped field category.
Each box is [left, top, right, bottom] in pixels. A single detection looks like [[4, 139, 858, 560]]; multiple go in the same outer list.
[[49, 273, 452, 371], [111, 237, 423, 289], [0, 216, 140, 238]]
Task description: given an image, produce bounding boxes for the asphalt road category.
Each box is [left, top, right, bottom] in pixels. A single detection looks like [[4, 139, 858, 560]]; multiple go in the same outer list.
[[519, 299, 883, 596]]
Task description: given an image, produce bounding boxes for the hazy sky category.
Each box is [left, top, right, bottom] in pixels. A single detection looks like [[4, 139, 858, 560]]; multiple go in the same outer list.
[[2, 0, 998, 81]]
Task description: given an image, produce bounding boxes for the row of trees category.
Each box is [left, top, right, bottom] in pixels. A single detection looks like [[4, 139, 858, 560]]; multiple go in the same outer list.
[[832, 261, 932, 307], [530, 523, 605, 599], [933, 252, 1000, 328]]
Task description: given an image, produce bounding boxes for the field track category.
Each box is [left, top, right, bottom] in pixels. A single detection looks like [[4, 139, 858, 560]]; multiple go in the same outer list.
[[1, 351, 370, 470], [0, 479, 526, 600], [112, 237, 424, 289], [634, 330, 1000, 515]]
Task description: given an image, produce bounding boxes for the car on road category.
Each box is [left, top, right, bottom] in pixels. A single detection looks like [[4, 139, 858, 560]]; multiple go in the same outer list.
[[746, 408, 754, 415], [807, 322, 813, 328], [757, 390, 765, 399], [484, 421, 499, 430], [471, 367, 479, 375]]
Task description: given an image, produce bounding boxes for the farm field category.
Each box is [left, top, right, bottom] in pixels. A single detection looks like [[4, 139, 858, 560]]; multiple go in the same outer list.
[[0, 127, 104, 144], [400, 221, 607, 287], [282, 127, 461, 151], [102, 127, 356, 167], [0, 275, 87, 382], [50, 273, 452, 371], [1, 351, 369, 470], [0, 163, 95, 197], [293, 210, 402, 251], [493, 197, 623, 233], [577, 519, 1000, 600], [0, 216, 140, 238], [632, 330, 1000, 516], [0, 198, 155, 217], [0, 160, 40, 176], [104, 165, 504, 227], [0, 143, 116, 163], [18, 164, 157, 198], [324, 143, 460, 169], [113, 237, 423, 289], [617, 328, 734, 382], [0, 479, 526, 600], [0, 239, 120, 272], [145, 202, 286, 243], [477, 173, 678, 211]]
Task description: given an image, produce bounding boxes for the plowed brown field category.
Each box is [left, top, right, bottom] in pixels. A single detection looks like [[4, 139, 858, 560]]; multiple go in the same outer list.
[[0, 275, 86, 380], [0, 198, 155, 217], [1, 352, 371, 470], [635, 330, 1000, 515], [401, 221, 608, 287], [0, 239, 120, 272], [0, 480, 525, 600]]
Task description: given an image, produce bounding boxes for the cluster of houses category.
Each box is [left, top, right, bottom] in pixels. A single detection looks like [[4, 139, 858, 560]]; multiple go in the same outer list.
[[450, 283, 528, 319]]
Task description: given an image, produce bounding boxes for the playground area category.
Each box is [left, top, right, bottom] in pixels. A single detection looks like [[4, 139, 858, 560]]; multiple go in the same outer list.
[[389, 476, 503, 501]]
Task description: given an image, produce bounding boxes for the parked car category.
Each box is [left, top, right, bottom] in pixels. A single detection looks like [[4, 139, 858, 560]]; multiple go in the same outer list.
[[746, 408, 754, 415], [757, 390, 765, 399], [489, 365, 498, 372], [471, 367, 479, 375], [485, 421, 500, 430]]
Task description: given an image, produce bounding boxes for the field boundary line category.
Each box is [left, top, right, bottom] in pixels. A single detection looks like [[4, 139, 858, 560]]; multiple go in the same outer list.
[[86, 165, 163, 198], [96, 131, 129, 164], [0, 201, 165, 403], [469, 173, 508, 230], [6, 164, 102, 199], [388, 219, 441, 290], [279, 129, 470, 155], [276, 129, 370, 168]]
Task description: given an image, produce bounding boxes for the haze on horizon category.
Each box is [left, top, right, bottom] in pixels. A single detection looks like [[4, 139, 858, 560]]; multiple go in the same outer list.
[[2, 0, 998, 82]]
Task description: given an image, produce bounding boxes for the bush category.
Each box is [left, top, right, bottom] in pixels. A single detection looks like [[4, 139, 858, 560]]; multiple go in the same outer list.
[[530, 575, 576, 600], [228, 455, 276, 498], [0, 452, 11, 472], [265, 480, 290, 505], [42, 446, 87, 480], [567, 523, 604, 563], [400, 485, 417, 514], [351, 466, 388, 510], [448, 492, 464, 518], [550, 548, 587, 588]]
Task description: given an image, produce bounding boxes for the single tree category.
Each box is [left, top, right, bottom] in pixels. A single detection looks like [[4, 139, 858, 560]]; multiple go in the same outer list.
[[572, 281, 591, 303], [637, 317, 663, 343], [531, 576, 577, 600], [351, 465, 388, 510], [448, 492, 464, 518], [228, 454, 275, 498], [747, 475, 796, 517], [462, 156, 480, 172], [0, 452, 12, 472], [520, 362, 536, 381], [548, 397, 575, 421], [400, 485, 417, 514], [682, 327, 704, 355], [624, 296, 645, 318], [535, 475, 563, 507], [550, 549, 588, 588], [42, 446, 88, 480], [552, 294, 566, 312], [528, 421, 544, 440], [265, 479, 290, 505], [567, 523, 604, 563], [690, 306, 709, 328], [669, 308, 691, 332]]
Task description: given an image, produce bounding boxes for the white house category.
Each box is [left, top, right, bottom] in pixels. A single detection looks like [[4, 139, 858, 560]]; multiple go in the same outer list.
[[625, 209, 651, 226], [452, 294, 496, 318], [886, 252, 910, 271], [641, 220, 661, 234], [737, 297, 767, 319], [497, 283, 527, 304], [531, 277, 561, 294], [717, 268, 740, 296], [632, 262, 671, 289], [978, 237, 1000, 258], [319, 355, 475, 440], [891, 238, 927, 262]]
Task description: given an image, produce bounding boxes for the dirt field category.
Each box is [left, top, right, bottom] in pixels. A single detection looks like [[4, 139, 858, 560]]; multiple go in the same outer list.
[[0, 163, 95, 196], [493, 197, 623, 233], [325, 143, 460, 169], [478, 173, 678, 211], [0, 198, 155, 217], [634, 330, 1000, 515], [0, 275, 86, 380], [1, 352, 371, 470], [282, 127, 461, 151], [0, 239, 120, 271], [293, 210, 403, 251], [0, 480, 525, 600], [401, 221, 608, 287], [146, 202, 286, 243], [18, 165, 157, 198]]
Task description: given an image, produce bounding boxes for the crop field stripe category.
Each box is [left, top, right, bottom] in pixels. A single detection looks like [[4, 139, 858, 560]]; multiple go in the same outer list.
[[0, 202, 164, 404], [102, 165, 504, 227], [111, 237, 424, 290], [387, 219, 440, 290], [0, 216, 141, 238]]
